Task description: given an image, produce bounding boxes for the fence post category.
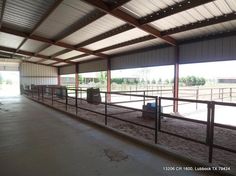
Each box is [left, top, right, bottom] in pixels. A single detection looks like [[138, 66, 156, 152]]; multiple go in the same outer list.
[[66, 88, 68, 111], [105, 92, 108, 126], [42, 86, 44, 102], [51, 87, 54, 106], [208, 102, 215, 163], [206, 103, 211, 145], [196, 88, 199, 110], [130, 86, 131, 101], [37, 86, 40, 100], [158, 97, 161, 132], [155, 97, 158, 144], [221, 88, 224, 102], [143, 91, 146, 106], [75, 89, 78, 115]]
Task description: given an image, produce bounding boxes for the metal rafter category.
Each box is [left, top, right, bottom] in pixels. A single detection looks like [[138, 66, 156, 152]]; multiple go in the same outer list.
[[82, 0, 176, 46], [0, 0, 7, 28], [14, 0, 64, 56], [162, 12, 236, 36], [71, 0, 216, 50], [43, 0, 132, 62], [93, 13, 236, 54], [138, 0, 215, 25], [0, 27, 108, 59], [0, 45, 74, 64]]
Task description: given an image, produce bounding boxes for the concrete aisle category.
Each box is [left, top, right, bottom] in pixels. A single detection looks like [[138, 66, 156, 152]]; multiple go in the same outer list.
[[0, 96, 215, 176]]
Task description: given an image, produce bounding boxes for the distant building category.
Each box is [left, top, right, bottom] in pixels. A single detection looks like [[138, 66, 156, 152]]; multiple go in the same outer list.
[[217, 77, 236, 84]]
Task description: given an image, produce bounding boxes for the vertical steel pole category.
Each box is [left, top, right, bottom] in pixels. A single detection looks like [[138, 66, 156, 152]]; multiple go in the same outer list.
[[208, 102, 215, 163], [107, 58, 111, 102], [173, 46, 179, 112], [52, 87, 54, 106], [66, 88, 68, 111], [155, 97, 158, 144], [158, 97, 161, 132], [75, 89, 78, 115], [105, 93, 108, 126]]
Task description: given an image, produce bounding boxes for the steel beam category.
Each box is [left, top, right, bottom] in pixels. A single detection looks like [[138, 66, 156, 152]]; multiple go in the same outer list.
[[0, 45, 73, 64], [173, 47, 179, 112], [162, 12, 236, 36], [0, 27, 107, 59], [83, 0, 176, 46]]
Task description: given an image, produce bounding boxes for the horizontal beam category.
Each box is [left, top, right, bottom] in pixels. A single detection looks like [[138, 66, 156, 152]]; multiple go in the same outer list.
[[138, 0, 215, 25], [162, 12, 236, 36], [96, 35, 156, 53], [83, 0, 176, 46], [0, 27, 107, 59], [0, 45, 73, 64], [75, 24, 135, 48]]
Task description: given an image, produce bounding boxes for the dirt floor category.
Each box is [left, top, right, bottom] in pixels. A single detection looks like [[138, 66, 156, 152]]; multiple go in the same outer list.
[[27, 94, 236, 172]]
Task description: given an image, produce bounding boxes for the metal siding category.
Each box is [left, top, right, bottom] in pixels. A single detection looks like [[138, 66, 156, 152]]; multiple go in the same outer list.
[[79, 59, 107, 73], [179, 35, 236, 64], [60, 65, 76, 75], [110, 47, 175, 70], [20, 62, 57, 86], [0, 62, 19, 71]]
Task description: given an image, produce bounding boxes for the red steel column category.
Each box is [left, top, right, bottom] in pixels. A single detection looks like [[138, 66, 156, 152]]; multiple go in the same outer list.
[[57, 67, 61, 86], [107, 58, 111, 102], [173, 46, 179, 112], [75, 63, 79, 89]]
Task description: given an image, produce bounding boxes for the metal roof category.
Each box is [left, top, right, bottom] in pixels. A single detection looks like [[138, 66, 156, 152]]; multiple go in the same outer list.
[[61, 14, 126, 45], [3, 0, 56, 32], [0, 0, 236, 66]]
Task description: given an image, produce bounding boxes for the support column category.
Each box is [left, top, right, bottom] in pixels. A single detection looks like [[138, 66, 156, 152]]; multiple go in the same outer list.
[[107, 58, 111, 102], [57, 67, 60, 86], [75, 63, 79, 89], [173, 46, 179, 112]]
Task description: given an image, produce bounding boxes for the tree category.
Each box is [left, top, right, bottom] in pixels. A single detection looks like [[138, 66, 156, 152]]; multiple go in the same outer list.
[[141, 78, 145, 84], [164, 79, 169, 84], [158, 78, 162, 84], [98, 72, 107, 84], [151, 79, 156, 84]]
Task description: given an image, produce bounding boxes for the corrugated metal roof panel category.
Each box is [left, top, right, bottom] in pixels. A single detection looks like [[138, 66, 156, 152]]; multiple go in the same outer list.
[[28, 57, 42, 62], [21, 39, 45, 53], [57, 50, 84, 59], [34, 0, 95, 39], [3, 0, 56, 32], [171, 20, 236, 40], [71, 55, 100, 62], [120, 0, 184, 18], [85, 28, 149, 50], [227, 0, 236, 11], [41, 60, 57, 64], [54, 63, 68, 66], [0, 32, 24, 49], [151, 0, 234, 31], [104, 38, 164, 55], [39, 45, 65, 56], [61, 14, 126, 45]]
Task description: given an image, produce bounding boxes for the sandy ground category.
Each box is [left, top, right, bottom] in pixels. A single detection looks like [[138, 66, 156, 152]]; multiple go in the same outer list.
[[26, 94, 236, 173]]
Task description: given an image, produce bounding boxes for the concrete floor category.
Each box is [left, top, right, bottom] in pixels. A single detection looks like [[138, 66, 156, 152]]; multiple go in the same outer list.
[[0, 96, 219, 176]]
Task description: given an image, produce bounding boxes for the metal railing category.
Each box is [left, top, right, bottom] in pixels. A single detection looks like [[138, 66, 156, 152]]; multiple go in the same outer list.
[[23, 85, 236, 165]]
